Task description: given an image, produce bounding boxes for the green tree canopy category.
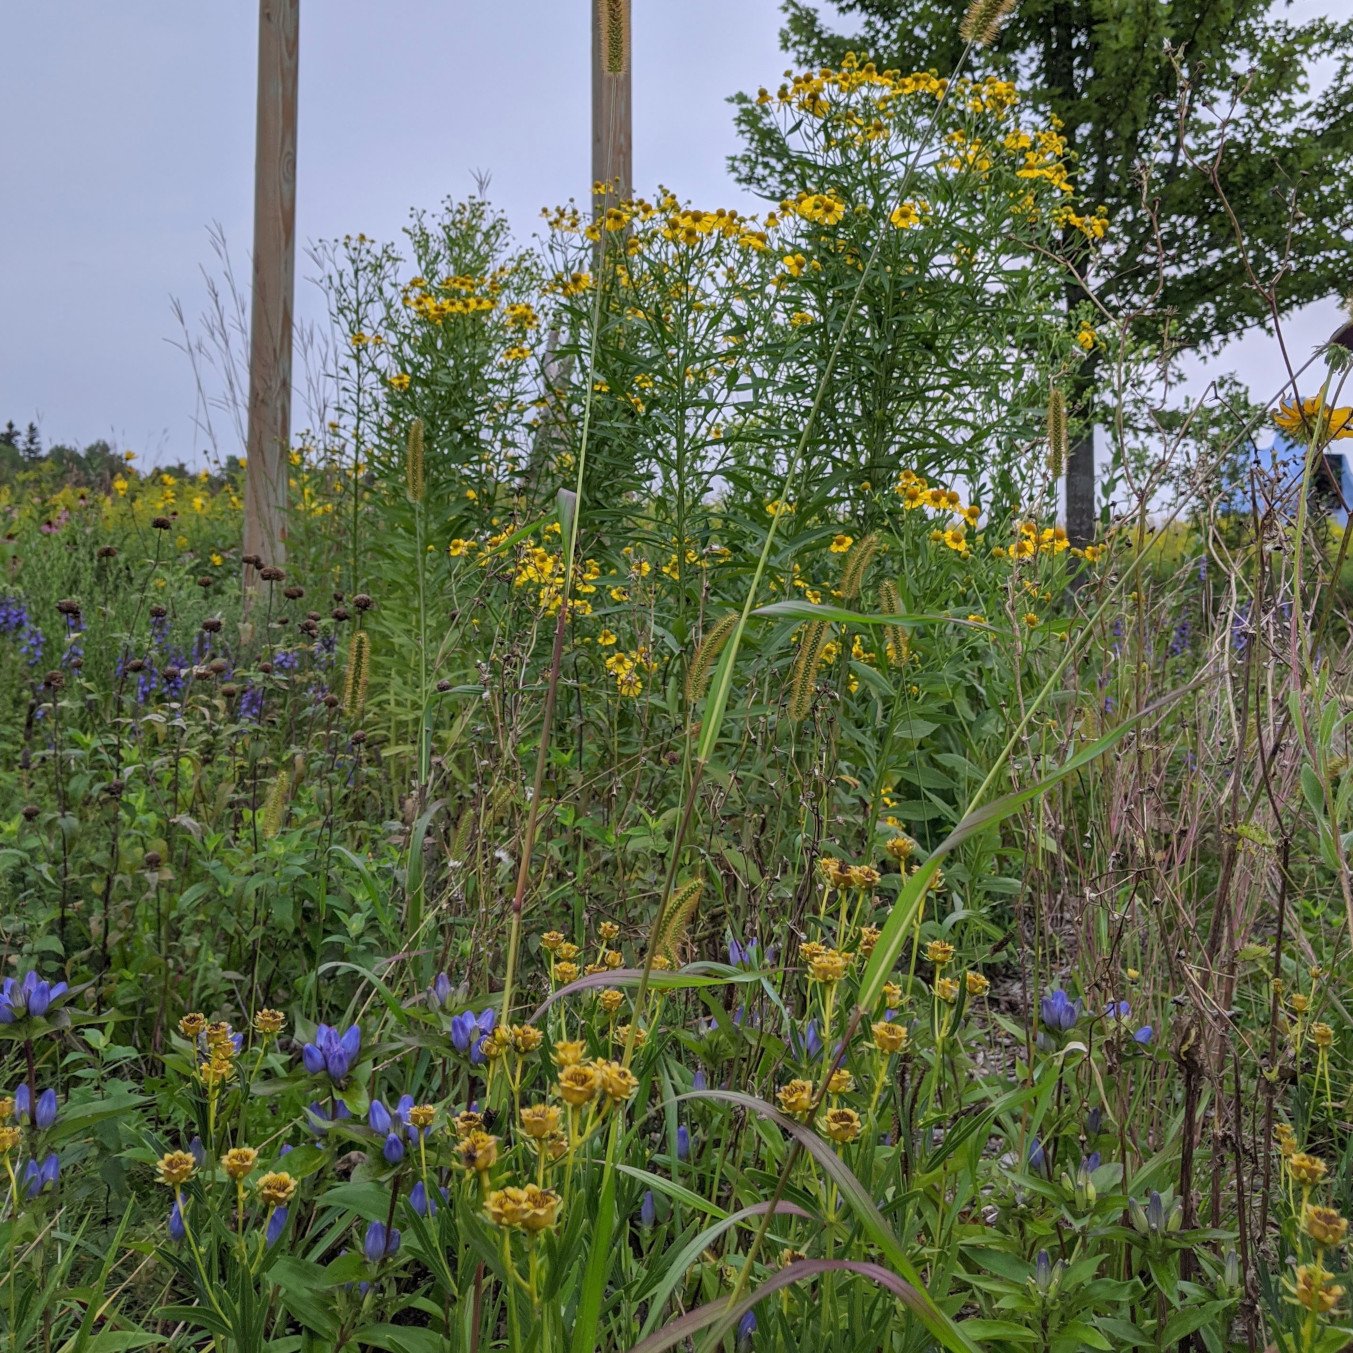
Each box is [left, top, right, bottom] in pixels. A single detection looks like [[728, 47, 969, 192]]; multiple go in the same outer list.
[[731, 0, 1353, 540]]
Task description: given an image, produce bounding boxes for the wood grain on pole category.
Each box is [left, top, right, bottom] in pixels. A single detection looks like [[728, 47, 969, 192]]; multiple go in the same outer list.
[[243, 0, 299, 589], [591, 0, 632, 221]]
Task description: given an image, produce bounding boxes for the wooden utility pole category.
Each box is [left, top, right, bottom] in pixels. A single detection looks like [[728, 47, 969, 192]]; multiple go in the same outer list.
[[242, 0, 299, 589], [592, 0, 632, 222]]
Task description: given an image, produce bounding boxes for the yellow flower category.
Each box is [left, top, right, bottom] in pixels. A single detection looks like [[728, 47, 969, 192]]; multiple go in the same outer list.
[[829, 533, 854, 553], [253, 1008, 285, 1035], [454, 1111, 485, 1138], [807, 949, 851, 983], [178, 1012, 207, 1039], [1023, 612, 1040, 627], [558, 1064, 601, 1106], [595, 1059, 640, 1102], [553, 961, 580, 984], [513, 1024, 544, 1054], [882, 981, 903, 1008], [222, 1147, 258, 1181], [1290, 1263, 1344, 1314], [1290, 1152, 1328, 1186], [554, 1040, 586, 1067], [448, 538, 474, 557], [540, 931, 565, 953], [934, 977, 960, 1003], [258, 1171, 297, 1207], [408, 1104, 436, 1130], [1306, 1206, 1349, 1247], [871, 1020, 908, 1054], [1312, 1022, 1334, 1048], [965, 971, 990, 997], [777, 1079, 814, 1116], [884, 835, 914, 862], [823, 1108, 861, 1143], [157, 1151, 197, 1188], [485, 1184, 561, 1232], [387, 372, 411, 391], [925, 940, 955, 967], [1274, 395, 1353, 442], [597, 628, 618, 646], [458, 1130, 499, 1173], [520, 1104, 561, 1140], [1075, 323, 1096, 351], [826, 1068, 854, 1095], [598, 921, 620, 941], [0, 1126, 22, 1154], [889, 201, 921, 230]]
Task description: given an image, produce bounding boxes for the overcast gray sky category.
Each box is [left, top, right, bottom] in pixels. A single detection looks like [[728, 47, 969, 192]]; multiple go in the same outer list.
[[1, 2, 1343, 465]]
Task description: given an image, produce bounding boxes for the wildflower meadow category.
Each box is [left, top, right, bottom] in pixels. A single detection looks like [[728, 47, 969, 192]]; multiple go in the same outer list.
[[4, 3, 1353, 1350]]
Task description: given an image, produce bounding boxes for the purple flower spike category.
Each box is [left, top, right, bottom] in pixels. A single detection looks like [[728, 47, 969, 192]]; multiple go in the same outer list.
[[382, 1133, 405, 1164], [266, 1205, 289, 1245], [368, 1100, 392, 1136], [676, 1124, 690, 1161], [168, 1199, 187, 1243], [640, 1190, 656, 1228]]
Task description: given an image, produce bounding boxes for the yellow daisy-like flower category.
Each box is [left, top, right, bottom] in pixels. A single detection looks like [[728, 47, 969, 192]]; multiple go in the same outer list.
[[807, 949, 852, 984], [777, 1079, 815, 1116], [889, 201, 921, 230], [871, 1020, 908, 1054], [965, 971, 990, 997], [520, 1104, 561, 1140], [595, 1059, 640, 1103], [1306, 1206, 1349, 1247], [1290, 1263, 1344, 1314], [558, 1064, 601, 1106], [925, 940, 955, 967], [1274, 395, 1353, 442], [457, 1131, 499, 1174], [257, 1171, 297, 1207], [157, 1151, 198, 1188], [823, 1107, 861, 1143], [934, 977, 960, 1003], [253, 1008, 285, 1036], [222, 1147, 258, 1182], [1290, 1152, 1328, 1186]]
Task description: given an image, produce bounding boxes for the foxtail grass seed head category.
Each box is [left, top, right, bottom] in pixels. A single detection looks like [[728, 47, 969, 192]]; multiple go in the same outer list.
[[1047, 385, 1068, 478], [405, 418, 425, 502], [343, 630, 371, 718], [685, 610, 738, 704], [260, 766, 291, 840], [838, 532, 879, 601], [960, 0, 1018, 47], [788, 620, 833, 721], [879, 580, 909, 670], [658, 877, 703, 961], [597, 0, 630, 76]]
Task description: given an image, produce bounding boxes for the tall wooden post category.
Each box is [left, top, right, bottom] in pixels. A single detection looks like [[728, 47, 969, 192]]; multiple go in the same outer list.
[[243, 0, 299, 589], [592, 0, 632, 221]]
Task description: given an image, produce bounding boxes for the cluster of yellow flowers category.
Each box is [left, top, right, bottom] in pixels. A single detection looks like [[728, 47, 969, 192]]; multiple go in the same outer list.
[[400, 270, 511, 326], [992, 519, 1070, 562], [894, 469, 980, 557], [1272, 1125, 1348, 1318]]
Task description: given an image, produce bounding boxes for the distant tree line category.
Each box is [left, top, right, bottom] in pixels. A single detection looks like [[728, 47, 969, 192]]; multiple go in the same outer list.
[[0, 420, 210, 490]]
